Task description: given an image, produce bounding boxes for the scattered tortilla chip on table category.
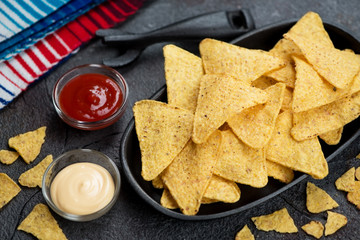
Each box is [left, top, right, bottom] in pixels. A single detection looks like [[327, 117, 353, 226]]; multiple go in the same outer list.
[[347, 181, 360, 209], [199, 38, 286, 84], [265, 111, 328, 179], [319, 127, 343, 145], [266, 160, 294, 184], [235, 225, 255, 240], [161, 131, 221, 215], [335, 167, 356, 192], [133, 100, 194, 181], [324, 211, 347, 236], [18, 203, 67, 240], [163, 44, 204, 113], [0, 150, 19, 165], [306, 182, 338, 213], [18, 155, 53, 188], [227, 83, 285, 149], [301, 221, 324, 239], [8, 126, 46, 164], [251, 208, 298, 233], [214, 130, 268, 188], [192, 74, 268, 144], [0, 173, 21, 209]]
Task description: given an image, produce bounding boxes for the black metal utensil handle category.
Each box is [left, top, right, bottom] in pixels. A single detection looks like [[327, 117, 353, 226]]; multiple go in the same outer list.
[[97, 8, 255, 49]]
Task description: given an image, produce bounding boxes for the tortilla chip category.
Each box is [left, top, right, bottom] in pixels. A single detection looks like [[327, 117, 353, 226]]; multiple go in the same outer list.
[[306, 182, 339, 213], [133, 100, 194, 181], [301, 221, 324, 239], [265, 111, 328, 179], [161, 131, 221, 215], [0, 173, 21, 209], [160, 188, 179, 209], [18, 203, 67, 240], [18, 155, 53, 188], [266, 38, 301, 88], [356, 167, 360, 181], [251, 208, 298, 233], [199, 38, 286, 84], [152, 176, 164, 189], [8, 126, 46, 164], [203, 175, 240, 203], [319, 127, 343, 145], [324, 211, 347, 236], [335, 167, 356, 192], [235, 225, 255, 240], [0, 149, 19, 165], [281, 87, 293, 111], [214, 130, 268, 188], [164, 44, 204, 113], [266, 160, 294, 184], [228, 83, 285, 149], [251, 76, 278, 89], [291, 91, 360, 141], [347, 181, 360, 209], [193, 74, 268, 144]]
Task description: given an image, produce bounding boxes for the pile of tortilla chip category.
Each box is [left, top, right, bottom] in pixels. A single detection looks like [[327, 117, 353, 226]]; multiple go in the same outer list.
[[133, 11, 360, 216]]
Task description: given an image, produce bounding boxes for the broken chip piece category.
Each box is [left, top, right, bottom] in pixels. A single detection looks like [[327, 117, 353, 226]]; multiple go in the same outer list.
[[0, 149, 19, 165], [251, 208, 298, 233], [235, 225, 255, 240], [18, 155, 53, 188], [324, 211, 347, 236], [306, 182, 339, 213], [0, 173, 21, 209], [335, 167, 356, 192], [301, 221, 324, 239]]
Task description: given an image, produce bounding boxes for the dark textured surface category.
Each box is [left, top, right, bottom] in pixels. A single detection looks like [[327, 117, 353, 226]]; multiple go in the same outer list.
[[1, 0, 360, 239]]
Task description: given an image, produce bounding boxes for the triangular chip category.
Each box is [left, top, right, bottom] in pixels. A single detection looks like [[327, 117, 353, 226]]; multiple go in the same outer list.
[[319, 127, 343, 145], [228, 83, 285, 149], [18, 203, 67, 240], [266, 160, 294, 184], [164, 44, 204, 113], [199, 38, 286, 83], [235, 225, 255, 240], [347, 181, 360, 209], [161, 131, 221, 215], [214, 130, 268, 188], [0, 173, 21, 209], [133, 100, 194, 181], [301, 221, 324, 239], [193, 74, 268, 144], [18, 155, 53, 188], [324, 211, 347, 236], [0, 150, 19, 165], [251, 76, 278, 89], [265, 111, 328, 179], [335, 167, 356, 192], [152, 176, 164, 189], [306, 182, 339, 213], [251, 208, 298, 233], [291, 91, 360, 141], [8, 126, 46, 164]]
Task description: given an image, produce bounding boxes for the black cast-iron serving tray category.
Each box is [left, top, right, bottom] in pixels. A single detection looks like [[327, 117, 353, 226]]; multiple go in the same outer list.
[[120, 18, 360, 220]]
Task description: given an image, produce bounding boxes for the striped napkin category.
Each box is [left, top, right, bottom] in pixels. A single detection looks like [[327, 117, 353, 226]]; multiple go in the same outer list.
[[0, 0, 145, 109]]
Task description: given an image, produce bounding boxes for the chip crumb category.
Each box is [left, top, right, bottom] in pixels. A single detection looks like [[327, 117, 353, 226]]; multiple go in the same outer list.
[[0, 173, 21, 209], [235, 225, 255, 240], [301, 221, 324, 239], [251, 208, 298, 233], [335, 167, 356, 192], [324, 211, 347, 236], [18, 155, 53, 188], [306, 182, 339, 213], [0, 149, 19, 165]]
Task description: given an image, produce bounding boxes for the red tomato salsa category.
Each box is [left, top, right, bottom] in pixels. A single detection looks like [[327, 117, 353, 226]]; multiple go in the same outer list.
[[59, 73, 123, 122]]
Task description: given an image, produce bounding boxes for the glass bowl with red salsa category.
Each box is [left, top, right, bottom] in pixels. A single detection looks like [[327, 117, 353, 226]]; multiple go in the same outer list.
[[52, 64, 128, 130]]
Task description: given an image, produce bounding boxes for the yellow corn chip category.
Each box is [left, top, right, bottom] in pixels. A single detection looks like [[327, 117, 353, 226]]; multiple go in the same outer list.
[[281, 87, 293, 111], [0, 149, 19, 165], [335, 167, 356, 192], [324, 211, 347, 236], [357, 153, 360, 159], [266, 38, 301, 88], [265, 111, 328, 179], [0, 173, 21, 209], [251, 208, 298, 233], [214, 130, 268, 188], [160, 188, 179, 209], [251, 76, 278, 89], [18, 203, 67, 240], [193, 74, 268, 144], [152, 176, 164, 189], [266, 160, 294, 184], [301, 221, 324, 239], [347, 181, 360, 209], [356, 167, 360, 181], [18, 155, 53, 188], [133, 100, 194, 181], [202, 175, 240, 203], [199, 38, 286, 84], [8, 126, 46, 164], [235, 225, 255, 240], [306, 182, 339, 213], [291, 91, 360, 141], [162, 131, 221, 215], [319, 127, 343, 145], [164, 44, 204, 113], [228, 83, 285, 149]]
